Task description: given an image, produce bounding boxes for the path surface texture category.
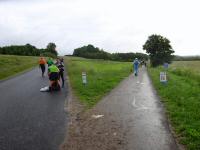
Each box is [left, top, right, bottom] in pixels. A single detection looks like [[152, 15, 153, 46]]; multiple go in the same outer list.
[[93, 67, 178, 150], [0, 68, 67, 150]]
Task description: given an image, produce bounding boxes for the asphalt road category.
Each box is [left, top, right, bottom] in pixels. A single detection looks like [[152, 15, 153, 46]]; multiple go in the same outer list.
[[0, 67, 67, 150]]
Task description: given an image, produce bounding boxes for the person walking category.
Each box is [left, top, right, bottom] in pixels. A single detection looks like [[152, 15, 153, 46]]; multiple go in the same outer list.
[[133, 58, 140, 76], [39, 57, 46, 77], [56, 58, 65, 88], [47, 58, 54, 67]]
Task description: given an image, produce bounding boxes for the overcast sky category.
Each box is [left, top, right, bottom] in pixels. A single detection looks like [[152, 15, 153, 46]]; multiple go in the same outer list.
[[0, 0, 200, 56]]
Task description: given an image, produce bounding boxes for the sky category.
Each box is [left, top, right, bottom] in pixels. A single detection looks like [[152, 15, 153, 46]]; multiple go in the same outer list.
[[0, 0, 200, 56]]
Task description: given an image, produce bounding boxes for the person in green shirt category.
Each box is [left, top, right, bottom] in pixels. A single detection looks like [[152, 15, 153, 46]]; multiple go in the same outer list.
[[48, 64, 60, 91], [47, 58, 54, 67]]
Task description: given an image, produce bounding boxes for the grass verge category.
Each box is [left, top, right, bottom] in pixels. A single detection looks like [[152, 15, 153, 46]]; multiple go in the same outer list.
[[0, 55, 39, 80], [148, 64, 200, 150], [64, 56, 131, 108]]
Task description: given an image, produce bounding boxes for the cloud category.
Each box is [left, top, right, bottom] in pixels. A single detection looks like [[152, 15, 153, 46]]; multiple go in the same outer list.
[[0, 0, 200, 55]]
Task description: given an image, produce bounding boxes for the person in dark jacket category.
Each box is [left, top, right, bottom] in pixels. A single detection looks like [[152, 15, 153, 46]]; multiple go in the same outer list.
[[56, 58, 65, 87]]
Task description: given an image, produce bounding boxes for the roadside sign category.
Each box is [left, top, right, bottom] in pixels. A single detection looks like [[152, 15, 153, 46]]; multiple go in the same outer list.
[[82, 72, 87, 84], [160, 72, 167, 83]]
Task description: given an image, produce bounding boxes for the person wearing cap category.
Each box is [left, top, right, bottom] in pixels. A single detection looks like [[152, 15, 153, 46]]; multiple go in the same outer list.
[[133, 58, 140, 76], [39, 57, 46, 77]]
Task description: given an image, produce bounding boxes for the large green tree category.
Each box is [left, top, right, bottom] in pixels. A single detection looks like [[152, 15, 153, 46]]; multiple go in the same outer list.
[[143, 34, 174, 67], [46, 42, 58, 56]]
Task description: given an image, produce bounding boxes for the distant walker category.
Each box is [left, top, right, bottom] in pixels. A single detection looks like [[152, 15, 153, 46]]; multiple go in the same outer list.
[[133, 58, 140, 76]]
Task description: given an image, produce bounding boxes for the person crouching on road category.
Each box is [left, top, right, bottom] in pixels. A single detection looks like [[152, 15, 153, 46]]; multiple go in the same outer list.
[[133, 58, 140, 76], [39, 57, 46, 77], [48, 63, 60, 91]]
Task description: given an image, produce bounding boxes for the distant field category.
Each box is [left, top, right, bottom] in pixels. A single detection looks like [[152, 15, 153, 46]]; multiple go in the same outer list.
[[0, 55, 39, 80], [148, 61, 200, 150], [64, 57, 131, 107], [171, 61, 200, 75]]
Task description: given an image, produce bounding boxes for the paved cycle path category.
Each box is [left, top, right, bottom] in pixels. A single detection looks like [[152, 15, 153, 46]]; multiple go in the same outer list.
[[95, 67, 179, 150], [0, 68, 67, 150]]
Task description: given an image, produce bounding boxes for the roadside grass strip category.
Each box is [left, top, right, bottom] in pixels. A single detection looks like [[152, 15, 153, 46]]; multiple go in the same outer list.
[[0, 55, 38, 80], [65, 57, 131, 108], [148, 64, 200, 150]]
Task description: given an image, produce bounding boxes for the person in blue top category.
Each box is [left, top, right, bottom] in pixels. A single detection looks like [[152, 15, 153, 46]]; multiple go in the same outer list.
[[133, 58, 140, 76]]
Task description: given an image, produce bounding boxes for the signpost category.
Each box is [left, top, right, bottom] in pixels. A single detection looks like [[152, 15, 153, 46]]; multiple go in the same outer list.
[[82, 72, 87, 85], [160, 72, 167, 83], [160, 62, 169, 84]]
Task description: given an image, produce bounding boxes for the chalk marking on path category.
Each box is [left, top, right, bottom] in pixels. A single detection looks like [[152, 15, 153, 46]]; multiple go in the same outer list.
[[137, 105, 149, 110], [132, 96, 149, 110], [136, 81, 145, 85], [132, 96, 139, 108], [92, 115, 104, 119]]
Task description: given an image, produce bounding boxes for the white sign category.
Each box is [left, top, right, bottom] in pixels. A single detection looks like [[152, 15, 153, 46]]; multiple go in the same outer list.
[[82, 72, 87, 84], [160, 72, 167, 82]]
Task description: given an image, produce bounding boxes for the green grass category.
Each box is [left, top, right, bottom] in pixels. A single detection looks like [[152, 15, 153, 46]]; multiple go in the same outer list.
[[148, 61, 200, 150], [0, 55, 39, 80], [65, 57, 132, 107], [171, 61, 200, 75]]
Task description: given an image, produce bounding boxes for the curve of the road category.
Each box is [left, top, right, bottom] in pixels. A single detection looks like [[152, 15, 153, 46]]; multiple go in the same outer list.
[[0, 67, 68, 150]]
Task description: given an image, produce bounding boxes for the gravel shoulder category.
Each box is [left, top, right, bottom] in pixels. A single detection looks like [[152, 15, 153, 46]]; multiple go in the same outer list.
[[60, 75, 125, 150]]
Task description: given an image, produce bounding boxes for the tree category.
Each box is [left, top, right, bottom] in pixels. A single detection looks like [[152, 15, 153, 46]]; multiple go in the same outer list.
[[46, 42, 58, 56], [143, 34, 174, 67]]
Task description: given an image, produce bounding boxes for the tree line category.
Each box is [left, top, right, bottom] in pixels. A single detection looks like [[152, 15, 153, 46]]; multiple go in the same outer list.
[[73, 34, 176, 67], [173, 55, 200, 61], [0, 43, 58, 58], [0, 34, 181, 67], [73, 44, 149, 62]]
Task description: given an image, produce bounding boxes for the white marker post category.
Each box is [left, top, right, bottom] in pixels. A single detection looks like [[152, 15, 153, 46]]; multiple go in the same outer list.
[[160, 72, 167, 83], [160, 62, 169, 84], [82, 72, 87, 85]]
